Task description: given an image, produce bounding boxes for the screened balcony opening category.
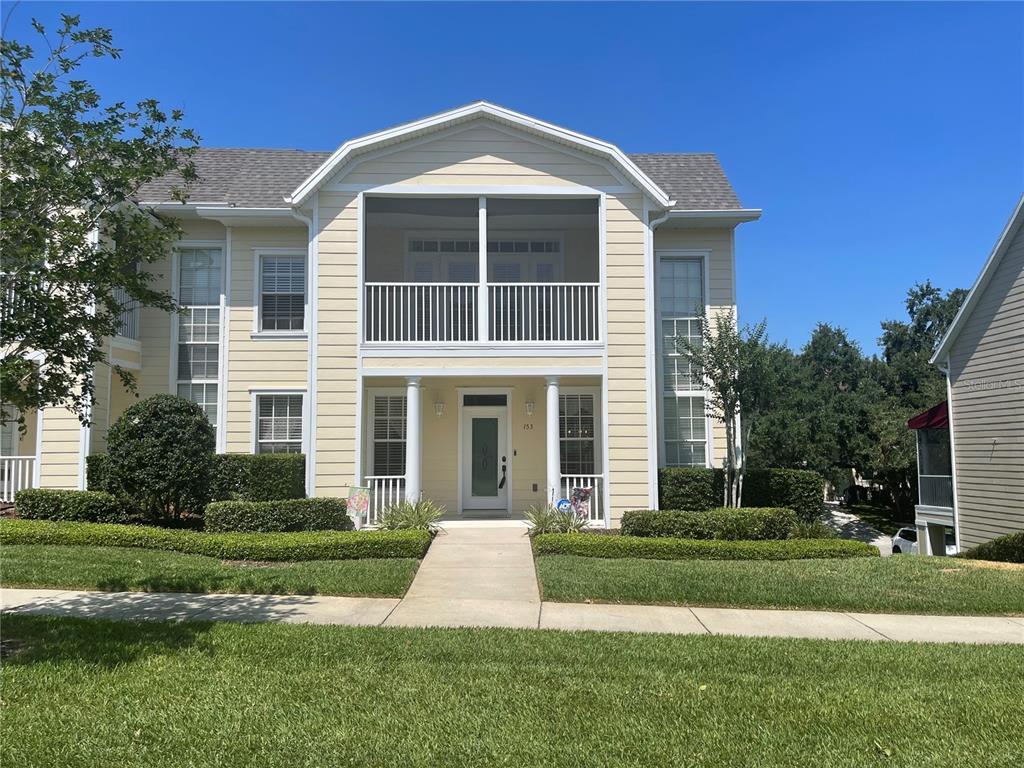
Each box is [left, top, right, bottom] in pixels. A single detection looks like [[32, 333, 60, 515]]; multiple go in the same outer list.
[[362, 196, 600, 344], [917, 427, 953, 509]]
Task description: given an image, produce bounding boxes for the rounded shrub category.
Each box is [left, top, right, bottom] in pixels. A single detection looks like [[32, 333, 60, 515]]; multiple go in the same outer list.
[[15, 488, 135, 524], [205, 498, 351, 533], [106, 394, 215, 522], [621, 508, 797, 540], [960, 532, 1024, 564]]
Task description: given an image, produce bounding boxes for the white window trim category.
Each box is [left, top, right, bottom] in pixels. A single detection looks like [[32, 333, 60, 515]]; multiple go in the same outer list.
[[251, 248, 308, 339], [654, 249, 713, 469], [559, 386, 603, 476], [455, 386, 515, 515], [250, 389, 307, 455], [363, 387, 408, 478], [170, 241, 226, 433]]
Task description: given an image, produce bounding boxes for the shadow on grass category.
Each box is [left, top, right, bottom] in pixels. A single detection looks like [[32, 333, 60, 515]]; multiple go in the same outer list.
[[93, 575, 320, 596]]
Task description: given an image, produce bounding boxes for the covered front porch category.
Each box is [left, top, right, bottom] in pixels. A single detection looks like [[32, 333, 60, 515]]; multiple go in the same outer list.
[[359, 374, 605, 526]]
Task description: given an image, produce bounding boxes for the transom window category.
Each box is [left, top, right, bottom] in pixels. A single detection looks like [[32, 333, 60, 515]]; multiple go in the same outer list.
[[560, 394, 596, 475], [256, 394, 303, 454], [372, 395, 406, 477], [259, 254, 306, 332]]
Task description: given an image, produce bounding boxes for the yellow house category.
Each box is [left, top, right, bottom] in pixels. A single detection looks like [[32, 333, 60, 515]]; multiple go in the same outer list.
[[2, 103, 760, 526]]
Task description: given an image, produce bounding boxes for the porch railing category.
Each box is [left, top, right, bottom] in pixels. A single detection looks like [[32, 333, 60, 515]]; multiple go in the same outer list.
[[560, 473, 604, 524], [365, 474, 406, 527], [918, 474, 954, 509], [490, 283, 600, 342], [365, 283, 478, 342], [0, 456, 36, 503], [363, 282, 601, 343], [113, 287, 139, 340]]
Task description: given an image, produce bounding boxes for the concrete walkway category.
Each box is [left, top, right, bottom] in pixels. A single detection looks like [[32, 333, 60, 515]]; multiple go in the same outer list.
[[3, 524, 1023, 645]]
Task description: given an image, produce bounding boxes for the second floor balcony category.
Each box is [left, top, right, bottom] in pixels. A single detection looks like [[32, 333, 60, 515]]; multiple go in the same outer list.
[[363, 196, 600, 345]]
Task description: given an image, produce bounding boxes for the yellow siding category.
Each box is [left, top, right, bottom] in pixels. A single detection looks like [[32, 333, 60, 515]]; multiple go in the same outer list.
[[605, 193, 652, 523], [343, 123, 621, 188], [315, 192, 360, 495], [38, 405, 82, 489], [224, 226, 309, 452], [362, 356, 601, 371], [88, 357, 112, 455]]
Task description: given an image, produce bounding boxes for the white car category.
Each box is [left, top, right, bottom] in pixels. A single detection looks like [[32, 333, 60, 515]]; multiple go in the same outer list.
[[891, 527, 957, 555]]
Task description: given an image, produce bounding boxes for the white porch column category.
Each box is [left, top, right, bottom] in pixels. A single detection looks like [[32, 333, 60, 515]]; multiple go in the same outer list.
[[477, 196, 488, 342], [404, 376, 422, 502], [546, 376, 561, 505]]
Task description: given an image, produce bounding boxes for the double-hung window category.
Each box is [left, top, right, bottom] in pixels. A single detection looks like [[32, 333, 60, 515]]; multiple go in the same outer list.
[[176, 247, 222, 431], [659, 256, 707, 467], [371, 395, 406, 476], [259, 253, 306, 332], [559, 393, 597, 476], [255, 394, 304, 454]]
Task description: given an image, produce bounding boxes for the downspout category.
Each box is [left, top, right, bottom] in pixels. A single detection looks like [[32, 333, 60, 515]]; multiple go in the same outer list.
[[936, 360, 961, 552], [289, 207, 315, 497], [646, 207, 671, 509]]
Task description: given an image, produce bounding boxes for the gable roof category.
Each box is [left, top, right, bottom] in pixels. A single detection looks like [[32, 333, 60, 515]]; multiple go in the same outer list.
[[931, 194, 1024, 365], [136, 103, 747, 211]]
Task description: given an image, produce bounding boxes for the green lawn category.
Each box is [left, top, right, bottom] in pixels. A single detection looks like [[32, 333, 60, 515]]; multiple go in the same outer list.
[[2, 616, 1021, 767], [0, 545, 419, 597], [536, 554, 1024, 615]]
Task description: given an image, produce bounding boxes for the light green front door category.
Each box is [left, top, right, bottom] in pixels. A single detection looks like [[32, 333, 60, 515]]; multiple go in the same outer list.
[[471, 418, 499, 497], [462, 406, 508, 510]]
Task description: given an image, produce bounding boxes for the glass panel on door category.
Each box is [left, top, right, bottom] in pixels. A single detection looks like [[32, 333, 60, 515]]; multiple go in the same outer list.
[[471, 417, 499, 496]]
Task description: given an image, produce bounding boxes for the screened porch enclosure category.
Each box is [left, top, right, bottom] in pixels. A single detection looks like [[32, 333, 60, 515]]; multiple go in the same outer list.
[[363, 197, 600, 343]]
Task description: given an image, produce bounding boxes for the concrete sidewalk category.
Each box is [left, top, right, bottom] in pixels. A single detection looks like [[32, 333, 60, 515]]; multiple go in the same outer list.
[[3, 586, 1022, 645]]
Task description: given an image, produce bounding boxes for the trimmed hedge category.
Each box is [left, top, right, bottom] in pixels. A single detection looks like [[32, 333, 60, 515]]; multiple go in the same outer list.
[[89, 453, 307, 503], [211, 453, 306, 502], [0, 519, 430, 561], [533, 533, 879, 561], [658, 467, 823, 521], [205, 498, 351, 533], [620, 507, 797, 541], [14, 489, 135, 524], [960, 532, 1024, 564]]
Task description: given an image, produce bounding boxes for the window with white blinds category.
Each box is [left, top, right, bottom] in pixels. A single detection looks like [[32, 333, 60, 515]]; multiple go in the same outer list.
[[256, 394, 303, 454], [176, 247, 222, 429], [371, 395, 406, 476], [260, 254, 306, 331], [659, 257, 707, 467], [559, 394, 596, 475]]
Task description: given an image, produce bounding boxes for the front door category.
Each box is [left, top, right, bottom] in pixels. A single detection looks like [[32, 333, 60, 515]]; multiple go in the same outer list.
[[461, 406, 509, 511]]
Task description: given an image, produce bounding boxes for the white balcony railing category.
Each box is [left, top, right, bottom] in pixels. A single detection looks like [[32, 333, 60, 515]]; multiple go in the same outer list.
[[490, 283, 600, 342], [0, 456, 36, 503], [112, 287, 139, 340], [918, 474, 954, 509], [560, 473, 604, 524], [364, 282, 601, 343], [365, 475, 406, 527]]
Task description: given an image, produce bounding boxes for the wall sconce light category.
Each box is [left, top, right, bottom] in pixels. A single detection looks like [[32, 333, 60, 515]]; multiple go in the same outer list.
[[434, 401, 445, 418], [525, 400, 535, 417]]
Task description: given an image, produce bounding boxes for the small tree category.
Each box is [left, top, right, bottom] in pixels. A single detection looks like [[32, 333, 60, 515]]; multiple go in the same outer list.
[[1, 15, 198, 427], [106, 394, 214, 522], [678, 308, 772, 508]]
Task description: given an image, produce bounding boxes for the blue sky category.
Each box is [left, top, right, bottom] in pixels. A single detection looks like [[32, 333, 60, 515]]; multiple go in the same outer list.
[[7, 1, 1022, 353]]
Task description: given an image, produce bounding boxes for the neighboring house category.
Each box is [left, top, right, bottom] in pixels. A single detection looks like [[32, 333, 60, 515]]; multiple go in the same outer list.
[[910, 195, 1024, 553], [0, 102, 760, 525]]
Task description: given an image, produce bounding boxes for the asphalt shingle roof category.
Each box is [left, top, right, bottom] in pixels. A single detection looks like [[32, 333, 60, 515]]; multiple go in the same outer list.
[[137, 147, 742, 210]]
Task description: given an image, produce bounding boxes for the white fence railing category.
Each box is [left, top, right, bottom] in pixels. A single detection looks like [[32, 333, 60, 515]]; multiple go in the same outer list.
[[0, 457, 36, 503], [560, 473, 604, 524], [364, 282, 601, 343], [365, 283, 478, 342], [918, 474, 954, 509], [490, 283, 600, 342], [365, 475, 406, 527], [112, 287, 139, 340]]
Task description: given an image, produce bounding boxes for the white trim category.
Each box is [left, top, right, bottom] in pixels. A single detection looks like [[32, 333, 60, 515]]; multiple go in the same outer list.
[[931, 194, 1024, 364], [249, 389, 307, 456], [644, 201, 670, 508], [33, 407, 44, 487], [360, 366, 604, 378], [216, 228, 232, 453], [943, 366, 962, 553], [111, 337, 142, 353], [251, 247, 307, 335], [333, 183, 635, 197], [288, 101, 673, 208], [478, 197, 489, 342], [559, 384, 604, 474], [456, 387, 514, 514], [663, 209, 762, 223], [362, 386, 408, 481], [294, 198, 318, 495], [359, 343, 603, 358], [598, 194, 611, 527], [109, 356, 142, 371], [250, 332, 308, 342]]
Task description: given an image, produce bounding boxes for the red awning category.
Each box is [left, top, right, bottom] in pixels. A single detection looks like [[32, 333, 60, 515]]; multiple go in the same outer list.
[[907, 401, 948, 430]]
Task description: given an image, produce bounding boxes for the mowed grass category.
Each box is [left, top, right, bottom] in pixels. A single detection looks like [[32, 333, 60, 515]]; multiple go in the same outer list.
[[0, 545, 419, 597], [536, 554, 1024, 615], [2, 615, 1022, 768]]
